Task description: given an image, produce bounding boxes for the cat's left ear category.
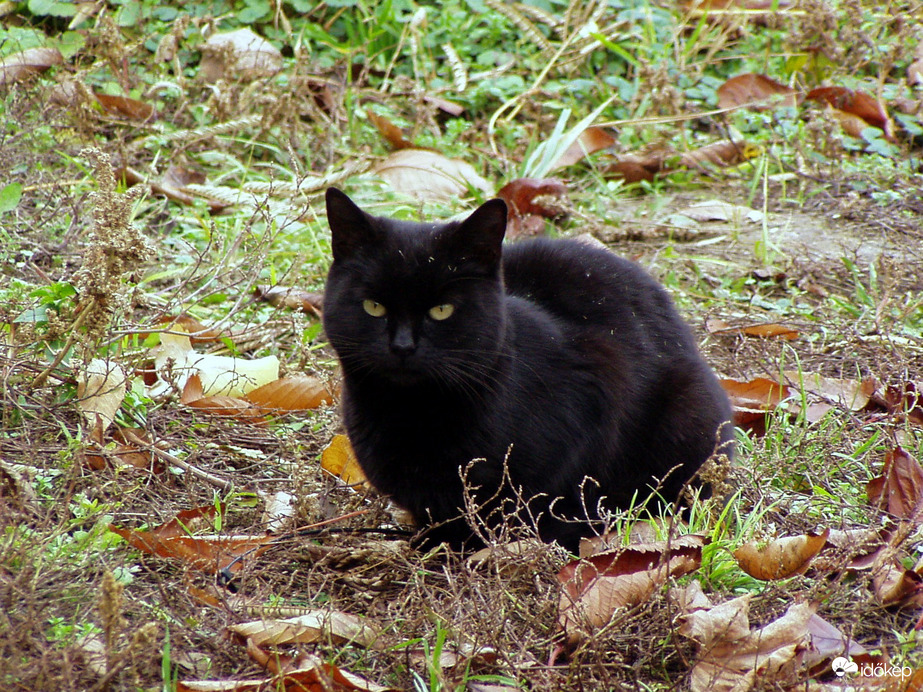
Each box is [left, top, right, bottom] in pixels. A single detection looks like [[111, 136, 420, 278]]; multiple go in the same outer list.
[[448, 198, 508, 268], [326, 187, 379, 262]]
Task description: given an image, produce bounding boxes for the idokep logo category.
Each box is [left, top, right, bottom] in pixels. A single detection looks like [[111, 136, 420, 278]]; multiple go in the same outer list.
[[831, 657, 858, 677], [831, 656, 913, 681]]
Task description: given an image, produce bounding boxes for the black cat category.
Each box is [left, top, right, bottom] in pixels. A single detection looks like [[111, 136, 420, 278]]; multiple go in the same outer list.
[[322, 188, 733, 552]]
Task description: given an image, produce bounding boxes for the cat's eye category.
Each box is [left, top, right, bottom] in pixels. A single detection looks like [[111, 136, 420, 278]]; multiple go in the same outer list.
[[428, 304, 455, 321], [363, 299, 387, 317]]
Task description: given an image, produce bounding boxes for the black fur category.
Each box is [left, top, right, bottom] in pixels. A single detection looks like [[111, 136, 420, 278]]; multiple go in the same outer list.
[[322, 188, 733, 552]]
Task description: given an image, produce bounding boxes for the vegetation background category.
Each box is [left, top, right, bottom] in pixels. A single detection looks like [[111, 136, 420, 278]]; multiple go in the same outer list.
[[2, 0, 923, 689]]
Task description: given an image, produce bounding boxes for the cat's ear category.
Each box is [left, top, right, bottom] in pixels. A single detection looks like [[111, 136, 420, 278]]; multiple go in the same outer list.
[[326, 187, 379, 261], [448, 198, 508, 267]]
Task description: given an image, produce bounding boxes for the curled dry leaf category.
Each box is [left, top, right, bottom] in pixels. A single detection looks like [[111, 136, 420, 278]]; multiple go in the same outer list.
[[557, 537, 705, 644], [552, 126, 616, 169], [707, 318, 799, 340], [244, 375, 337, 411], [109, 504, 275, 575], [805, 86, 893, 139], [200, 28, 282, 83], [717, 73, 798, 111], [866, 447, 923, 521], [254, 285, 324, 316], [720, 377, 792, 432], [870, 380, 923, 426], [77, 358, 128, 434], [674, 582, 815, 692], [368, 111, 417, 150], [678, 138, 750, 169], [496, 177, 567, 238], [804, 613, 885, 673], [153, 331, 280, 398], [871, 561, 923, 606], [320, 434, 368, 487], [227, 610, 380, 648], [93, 92, 157, 121], [733, 529, 829, 580], [374, 148, 492, 201], [0, 46, 63, 86]]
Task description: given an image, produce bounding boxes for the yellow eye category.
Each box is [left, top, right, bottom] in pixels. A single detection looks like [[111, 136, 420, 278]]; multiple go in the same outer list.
[[428, 304, 455, 321], [363, 299, 387, 317]]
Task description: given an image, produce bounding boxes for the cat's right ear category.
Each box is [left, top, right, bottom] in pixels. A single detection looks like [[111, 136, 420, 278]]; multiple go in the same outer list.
[[452, 198, 508, 268], [326, 187, 379, 262]]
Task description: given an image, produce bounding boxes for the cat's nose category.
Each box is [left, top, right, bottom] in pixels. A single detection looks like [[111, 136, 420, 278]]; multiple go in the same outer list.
[[390, 324, 417, 358]]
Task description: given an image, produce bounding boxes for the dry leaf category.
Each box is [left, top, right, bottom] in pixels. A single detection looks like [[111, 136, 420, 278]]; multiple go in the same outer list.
[[558, 538, 705, 643], [109, 504, 275, 575], [244, 375, 336, 411], [94, 92, 157, 121], [320, 434, 368, 487], [707, 319, 798, 340], [153, 331, 280, 398], [228, 610, 379, 648], [495, 177, 567, 238], [805, 86, 893, 139], [0, 46, 63, 86], [375, 149, 492, 201], [368, 111, 417, 150], [866, 447, 923, 521], [679, 139, 749, 169], [733, 529, 829, 580], [674, 583, 815, 692], [872, 562, 923, 606], [200, 28, 282, 83], [717, 73, 798, 111], [552, 126, 616, 169], [77, 358, 128, 434], [253, 285, 324, 316]]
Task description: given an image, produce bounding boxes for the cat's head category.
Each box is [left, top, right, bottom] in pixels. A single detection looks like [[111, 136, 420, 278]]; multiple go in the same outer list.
[[322, 188, 509, 389]]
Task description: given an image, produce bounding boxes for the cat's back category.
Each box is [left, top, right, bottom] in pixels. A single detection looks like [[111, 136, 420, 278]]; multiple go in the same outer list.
[[502, 237, 693, 349]]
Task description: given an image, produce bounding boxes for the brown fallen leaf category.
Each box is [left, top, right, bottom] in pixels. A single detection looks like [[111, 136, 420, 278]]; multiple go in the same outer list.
[[603, 149, 671, 183], [871, 561, 923, 606], [805, 86, 893, 139], [244, 375, 336, 411], [678, 138, 750, 169], [253, 284, 324, 316], [558, 537, 705, 644], [720, 376, 792, 429], [734, 529, 829, 580], [552, 126, 616, 169], [182, 374, 268, 423], [495, 177, 568, 239], [870, 380, 923, 427], [109, 504, 275, 574], [94, 92, 157, 121], [320, 434, 368, 487], [604, 137, 750, 183], [674, 581, 815, 692], [228, 610, 380, 648], [707, 318, 799, 341], [374, 148, 492, 201], [368, 111, 417, 150], [717, 73, 798, 111], [0, 46, 63, 86], [158, 314, 229, 344], [866, 447, 923, 521]]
